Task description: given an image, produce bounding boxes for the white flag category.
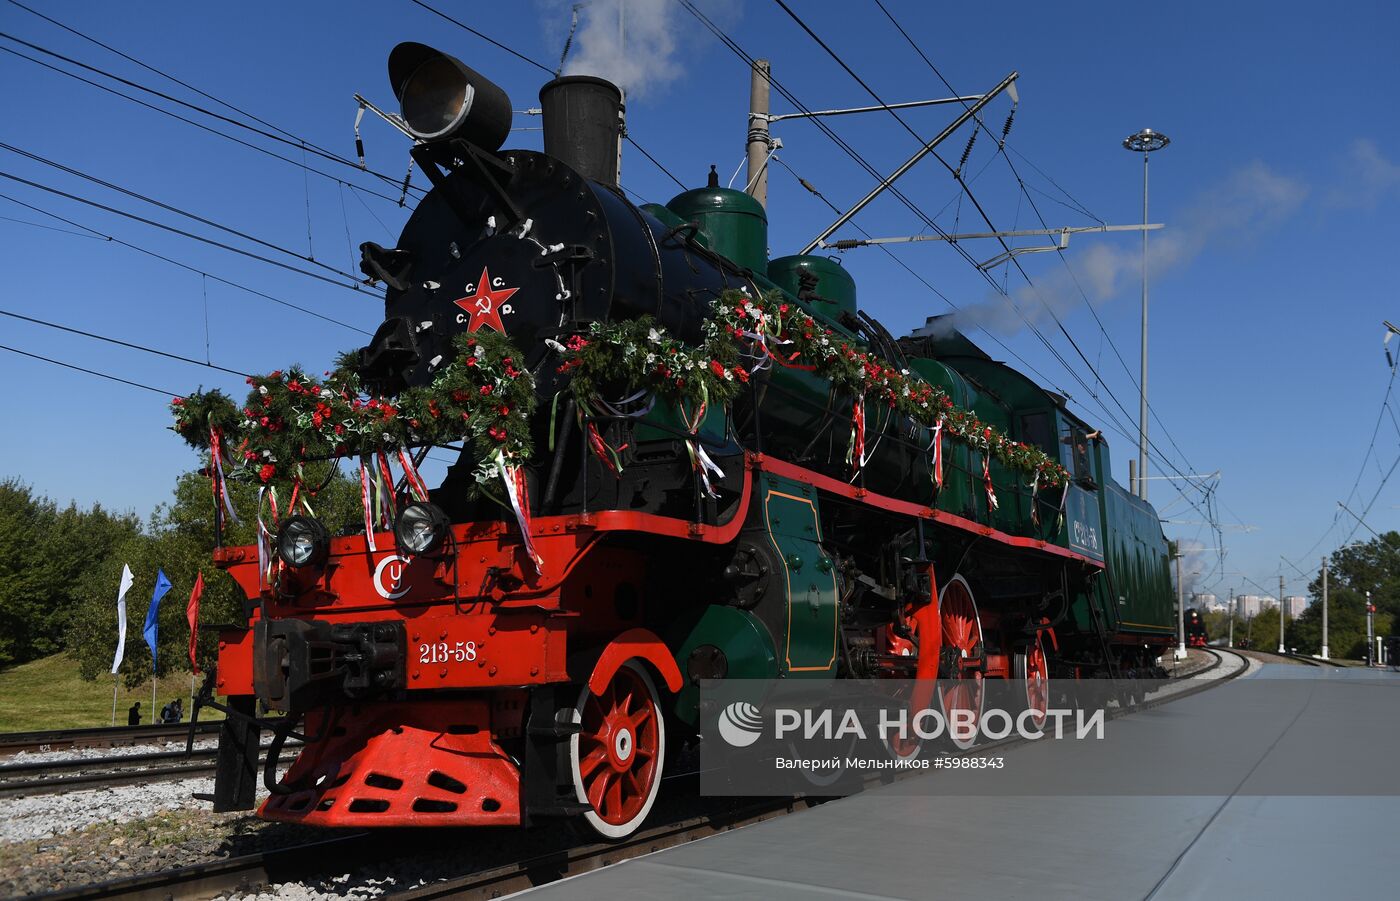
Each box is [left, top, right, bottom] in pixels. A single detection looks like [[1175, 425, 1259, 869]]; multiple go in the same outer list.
[[110, 564, 134, 674]]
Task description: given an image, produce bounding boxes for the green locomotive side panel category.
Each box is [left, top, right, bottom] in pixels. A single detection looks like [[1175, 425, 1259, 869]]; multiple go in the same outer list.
[[669, 604, 779, 727], [907, 357, 975, 518], [760, 474, 840, 677]]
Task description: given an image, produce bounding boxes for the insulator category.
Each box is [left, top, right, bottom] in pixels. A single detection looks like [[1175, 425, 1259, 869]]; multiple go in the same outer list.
[[1000, 108, 1016, 148], [957, 130, 978, 175]]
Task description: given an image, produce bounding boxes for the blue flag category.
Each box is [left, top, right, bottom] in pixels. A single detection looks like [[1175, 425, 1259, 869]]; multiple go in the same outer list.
[[143, 569, 172, 673]]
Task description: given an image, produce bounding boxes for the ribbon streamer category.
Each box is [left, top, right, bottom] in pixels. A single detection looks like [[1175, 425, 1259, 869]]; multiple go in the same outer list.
[[397, 448, 430, 502], [495, 450, 542, 572], [982, 428, 999, 512], [679, 396, 723, 500], [376, 452, 397, 528], [847, 397, 867, 475], [359, 459, 377, 553], [930, 417, 944, 489], [578, 399, 626, 476], [208, 427, 240, 525], [1029, 471, 1041, 526], [255, 485, 270, 587]]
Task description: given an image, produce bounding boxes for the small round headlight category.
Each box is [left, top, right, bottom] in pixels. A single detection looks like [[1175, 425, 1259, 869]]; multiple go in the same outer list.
[[276, 516, 329, 568], [395, 502, 450, 556]]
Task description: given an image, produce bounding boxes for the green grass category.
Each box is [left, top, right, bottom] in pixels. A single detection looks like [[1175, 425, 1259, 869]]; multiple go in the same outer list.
[[0, 654, 219, 732]]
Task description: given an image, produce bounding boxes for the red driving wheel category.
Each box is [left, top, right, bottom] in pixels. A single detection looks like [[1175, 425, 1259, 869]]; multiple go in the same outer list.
[[570, 660, 665, 839], [1015, 635, 1051, 730], [937, 575, 985, 749]]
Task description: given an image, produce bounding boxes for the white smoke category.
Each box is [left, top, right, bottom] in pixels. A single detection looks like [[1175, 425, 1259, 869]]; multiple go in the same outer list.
[[1326, 138, 1400, 208], [542, 0, 737, 99], [943, 161, 1309, 336], [1173, 537, 1214, 597]]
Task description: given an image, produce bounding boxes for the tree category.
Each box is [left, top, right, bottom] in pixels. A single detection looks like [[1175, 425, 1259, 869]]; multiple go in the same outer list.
[[0, 479, 140, 667], [68, 466, 364, 686], [1287, 533, 1400, 659]]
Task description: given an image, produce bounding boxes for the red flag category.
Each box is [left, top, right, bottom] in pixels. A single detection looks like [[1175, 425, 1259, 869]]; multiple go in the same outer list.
[[187, 571, 204, 674]]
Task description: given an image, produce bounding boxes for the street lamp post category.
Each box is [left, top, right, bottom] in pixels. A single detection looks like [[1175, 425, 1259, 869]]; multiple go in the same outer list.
[[1123, 128, 1170, 500]]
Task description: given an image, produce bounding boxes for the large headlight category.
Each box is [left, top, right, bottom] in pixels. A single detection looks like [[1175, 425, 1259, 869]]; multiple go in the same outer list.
[[395, 502, 450, 556], [276, 516, 329, 568], [387, 42, 512, 150]]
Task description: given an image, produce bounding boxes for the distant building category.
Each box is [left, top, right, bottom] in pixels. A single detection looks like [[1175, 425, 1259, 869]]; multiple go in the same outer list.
[[1283, 596, 1308, 618], [1235, 595, 1277, 618]]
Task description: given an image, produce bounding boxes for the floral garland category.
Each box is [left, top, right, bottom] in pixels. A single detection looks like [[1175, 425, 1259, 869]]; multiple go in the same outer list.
[[171, 330, 541, 567], [170, 289, 1069, 559], [172, 331, 535, 487], [556, 289, 1071, 492]]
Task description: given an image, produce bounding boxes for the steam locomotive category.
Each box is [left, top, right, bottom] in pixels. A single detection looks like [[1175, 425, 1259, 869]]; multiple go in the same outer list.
[[1186, 608, 1209, 647], [201, 42, 1176, 839]]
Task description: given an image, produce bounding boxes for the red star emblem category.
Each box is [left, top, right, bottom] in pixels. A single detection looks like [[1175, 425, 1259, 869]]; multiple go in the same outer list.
[[452, 266, 519, 334]]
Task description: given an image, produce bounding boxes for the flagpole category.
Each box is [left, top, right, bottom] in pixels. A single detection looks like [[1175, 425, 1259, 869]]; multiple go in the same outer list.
[[151, 673, 156, 721], [111, 676, 118, 727]]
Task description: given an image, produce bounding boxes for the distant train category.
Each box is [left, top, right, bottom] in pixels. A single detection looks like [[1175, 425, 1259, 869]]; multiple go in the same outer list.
[[1185, 608, 1209, 648]]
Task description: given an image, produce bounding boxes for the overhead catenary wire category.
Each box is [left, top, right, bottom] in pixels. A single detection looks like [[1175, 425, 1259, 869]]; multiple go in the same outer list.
[[0, 170, 376, 295], [0, 308, 252, 378], [872, 1, 1234, 539], [5, 0, 361, 166], [758, 0, 1224, 534], [0, 42, 414, 208], [406, 0, 555, 76], [0, 142, 372, 287], [0, 342, 177, 396], [0, 339, 463, 470], [0, 190, 372, 335], [623, 134, 688, 192], [692, 5, 1110, 419], [0, 32, 417, 197], [676, 1, 1003, 293]]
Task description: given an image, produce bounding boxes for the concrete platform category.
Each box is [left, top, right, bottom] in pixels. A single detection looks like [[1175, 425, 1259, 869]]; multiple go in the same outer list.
[[518, 662, 1400, 900]]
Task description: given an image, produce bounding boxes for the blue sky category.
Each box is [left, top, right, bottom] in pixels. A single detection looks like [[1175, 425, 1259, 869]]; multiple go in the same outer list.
[[1, 0, 1397, 599]]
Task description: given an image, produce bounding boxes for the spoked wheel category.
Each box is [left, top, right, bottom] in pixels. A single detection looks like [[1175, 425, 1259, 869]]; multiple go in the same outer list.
[[937, 575, 985, 750], [1014, 635, 1051, 731], [570, 660, 665, 840]]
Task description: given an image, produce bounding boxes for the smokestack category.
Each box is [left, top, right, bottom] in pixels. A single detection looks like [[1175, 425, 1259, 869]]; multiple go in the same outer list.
[[539, 75, 624, 187]]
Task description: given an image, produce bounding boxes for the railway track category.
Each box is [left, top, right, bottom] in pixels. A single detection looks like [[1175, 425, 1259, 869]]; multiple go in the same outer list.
[[0, 723, 221, 757], [0, 740, 299, 800], [21, 650, 1249, 901]]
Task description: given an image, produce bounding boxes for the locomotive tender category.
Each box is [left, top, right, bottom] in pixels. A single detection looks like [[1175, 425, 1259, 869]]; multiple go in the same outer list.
[[204, 42, 1176, 839]]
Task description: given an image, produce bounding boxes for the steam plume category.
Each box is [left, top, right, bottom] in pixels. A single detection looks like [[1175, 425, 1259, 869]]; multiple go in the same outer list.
[[941, 161, 1308, 336]]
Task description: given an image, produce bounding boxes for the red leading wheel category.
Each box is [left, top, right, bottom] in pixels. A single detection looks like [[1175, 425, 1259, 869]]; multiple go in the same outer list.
[[1015, 635, 1050, 731], [570, 660, 666, 839], [937, 575, 985, 750]]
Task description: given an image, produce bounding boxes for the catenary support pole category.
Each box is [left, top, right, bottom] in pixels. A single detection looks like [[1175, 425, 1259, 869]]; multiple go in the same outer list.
[[1321, 557, 1329, 659], [1367, 590, 1374, 666], [1228, 586, 1235, 648], [1278, 574, 1286, 653], [1175, 552, 1186, 659], [746, 59, 771, 207]]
